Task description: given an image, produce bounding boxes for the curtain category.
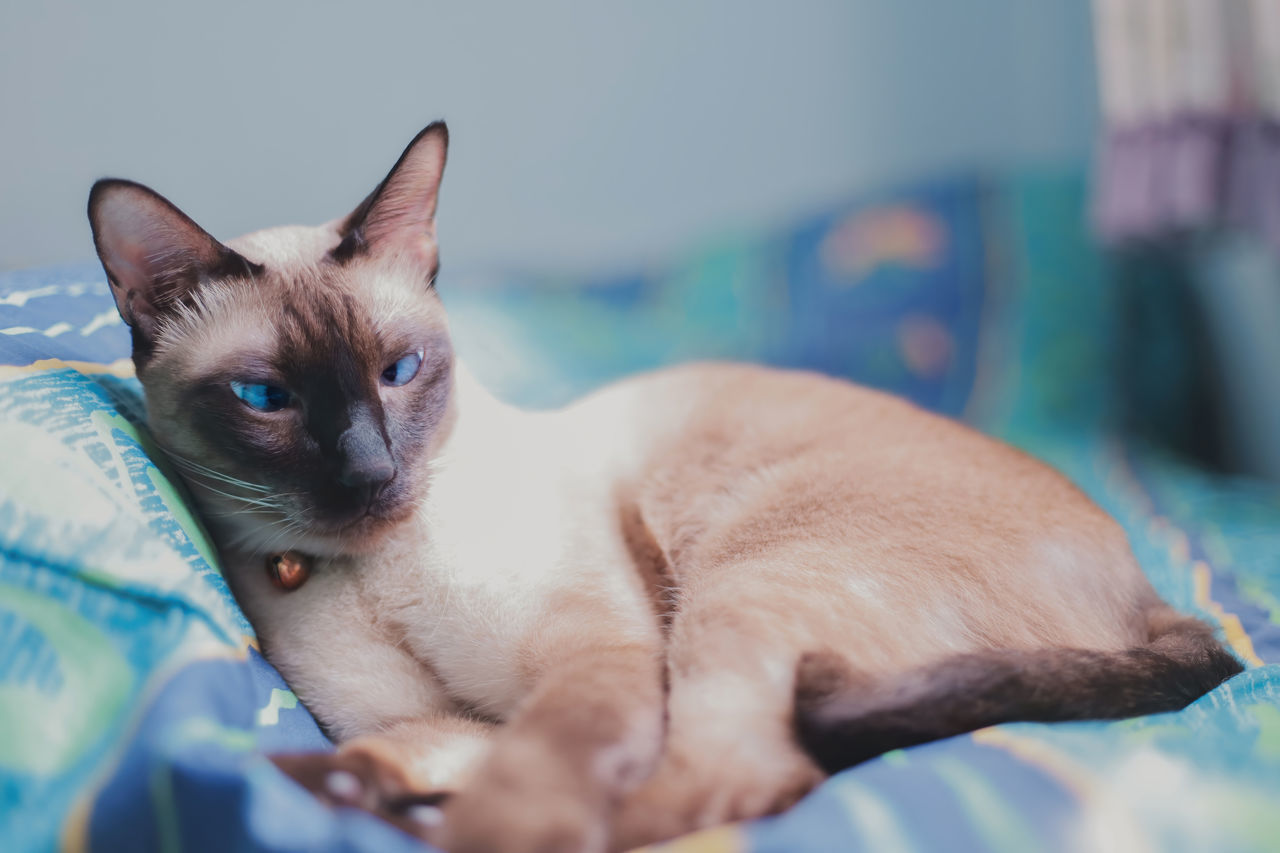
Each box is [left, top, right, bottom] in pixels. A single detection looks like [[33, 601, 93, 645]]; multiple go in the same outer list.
[[1093, 0, 1280, 248]]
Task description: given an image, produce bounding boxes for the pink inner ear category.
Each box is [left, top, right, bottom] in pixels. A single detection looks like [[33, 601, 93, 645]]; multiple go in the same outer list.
[[101, 209, 171, 290], [94, 186, 224, 298]]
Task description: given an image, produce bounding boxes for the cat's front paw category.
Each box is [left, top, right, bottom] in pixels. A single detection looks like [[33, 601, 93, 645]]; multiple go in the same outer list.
[[271, 749, 451, 840]]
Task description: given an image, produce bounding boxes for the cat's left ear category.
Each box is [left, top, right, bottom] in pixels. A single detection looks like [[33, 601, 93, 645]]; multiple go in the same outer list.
[[335, 121, 448, 268]]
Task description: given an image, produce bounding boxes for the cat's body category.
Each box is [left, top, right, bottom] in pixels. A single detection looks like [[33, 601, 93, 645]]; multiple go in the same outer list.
[[236, 359, 1152, 757], [89, 123, 1242, 853]]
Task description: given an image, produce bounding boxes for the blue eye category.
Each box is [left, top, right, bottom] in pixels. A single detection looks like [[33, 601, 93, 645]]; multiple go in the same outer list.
[[230, 381, 291, 412], [382, 350, 424, 386]]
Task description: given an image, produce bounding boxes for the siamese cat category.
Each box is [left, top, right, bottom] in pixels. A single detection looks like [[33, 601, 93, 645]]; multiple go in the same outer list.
[[88, 122, 1241, 853]]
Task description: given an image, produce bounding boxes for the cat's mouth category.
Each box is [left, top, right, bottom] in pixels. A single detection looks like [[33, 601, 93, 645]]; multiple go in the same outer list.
[[294, 494, 419, 555], [333, 504, 412, 536]]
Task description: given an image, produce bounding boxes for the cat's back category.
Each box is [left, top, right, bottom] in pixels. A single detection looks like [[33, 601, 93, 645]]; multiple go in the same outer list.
[[567, 362, 1153, 655], [568, 360, 1031, 478], [565, 360, 1109, 542]]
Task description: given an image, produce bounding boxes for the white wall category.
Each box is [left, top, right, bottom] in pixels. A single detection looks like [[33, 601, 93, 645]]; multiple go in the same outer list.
[[0, 1, 1097, 273]]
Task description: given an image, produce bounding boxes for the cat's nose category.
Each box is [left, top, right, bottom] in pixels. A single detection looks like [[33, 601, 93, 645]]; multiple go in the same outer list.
[[336, 417, 395, 490], [338, 453, 395, 490]]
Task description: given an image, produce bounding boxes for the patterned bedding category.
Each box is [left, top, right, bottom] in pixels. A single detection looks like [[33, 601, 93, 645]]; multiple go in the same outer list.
[[2, 173, 1277, 853]]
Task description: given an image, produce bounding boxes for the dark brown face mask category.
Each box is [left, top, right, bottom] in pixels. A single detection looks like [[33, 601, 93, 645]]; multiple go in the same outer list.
[[268, 551, 312, 592]]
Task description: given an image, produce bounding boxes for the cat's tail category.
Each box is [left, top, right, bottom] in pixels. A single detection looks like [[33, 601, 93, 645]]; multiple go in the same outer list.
[[793, 607, 1243, 774]]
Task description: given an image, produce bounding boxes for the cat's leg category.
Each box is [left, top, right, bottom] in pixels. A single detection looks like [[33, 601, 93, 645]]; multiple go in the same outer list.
[[610, 558, 831, 851], [232, 555, 495, 834], [273, 714, 493, 836], [430, 594, 665, 853]]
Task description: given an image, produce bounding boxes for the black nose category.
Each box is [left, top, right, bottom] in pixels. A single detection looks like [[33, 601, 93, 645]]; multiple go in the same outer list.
[[336, 417, 395, 490], [338, 455, 395, 489]]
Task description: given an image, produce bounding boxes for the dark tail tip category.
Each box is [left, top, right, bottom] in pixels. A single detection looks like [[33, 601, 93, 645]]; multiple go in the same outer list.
[[793, 615, 1244, 775]]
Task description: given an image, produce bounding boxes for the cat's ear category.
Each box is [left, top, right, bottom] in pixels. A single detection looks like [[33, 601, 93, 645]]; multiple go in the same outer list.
[[334, 121, 448, 267], [88, 179, 260, 346]]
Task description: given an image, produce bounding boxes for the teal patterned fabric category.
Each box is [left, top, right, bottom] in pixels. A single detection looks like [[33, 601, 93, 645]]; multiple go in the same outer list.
[[1, 172, 1277, 853]]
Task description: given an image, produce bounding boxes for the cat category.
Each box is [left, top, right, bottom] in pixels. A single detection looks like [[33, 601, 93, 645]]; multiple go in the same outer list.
[[87, 121, 1242, 853]]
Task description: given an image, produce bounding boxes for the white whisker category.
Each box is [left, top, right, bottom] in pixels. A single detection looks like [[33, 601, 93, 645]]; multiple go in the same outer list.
[[161, 448, 274, 494]]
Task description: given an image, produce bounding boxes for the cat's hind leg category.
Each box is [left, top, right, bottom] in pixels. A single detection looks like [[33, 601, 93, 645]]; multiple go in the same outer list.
[[610, 559, 831, 851]]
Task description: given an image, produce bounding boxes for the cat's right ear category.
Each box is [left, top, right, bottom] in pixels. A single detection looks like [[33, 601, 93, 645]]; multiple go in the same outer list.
[[88, 179, 260, 350], [333, 121, 449, 269]]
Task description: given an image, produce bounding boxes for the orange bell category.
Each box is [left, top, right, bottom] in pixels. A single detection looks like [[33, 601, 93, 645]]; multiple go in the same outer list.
[[268, 550, 312, 591]]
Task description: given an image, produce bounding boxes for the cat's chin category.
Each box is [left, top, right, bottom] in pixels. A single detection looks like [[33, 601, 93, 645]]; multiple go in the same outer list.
[[206, 501, 417, 561], [288, 509, 418, 559]]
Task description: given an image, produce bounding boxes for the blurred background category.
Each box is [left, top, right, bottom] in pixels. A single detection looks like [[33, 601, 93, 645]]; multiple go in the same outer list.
[[1, 1, 1095, 271], [2, 0, 1278, 481]]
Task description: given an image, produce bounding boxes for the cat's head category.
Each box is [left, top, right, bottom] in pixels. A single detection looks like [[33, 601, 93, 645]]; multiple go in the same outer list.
[[89, 122, 454, 557]]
